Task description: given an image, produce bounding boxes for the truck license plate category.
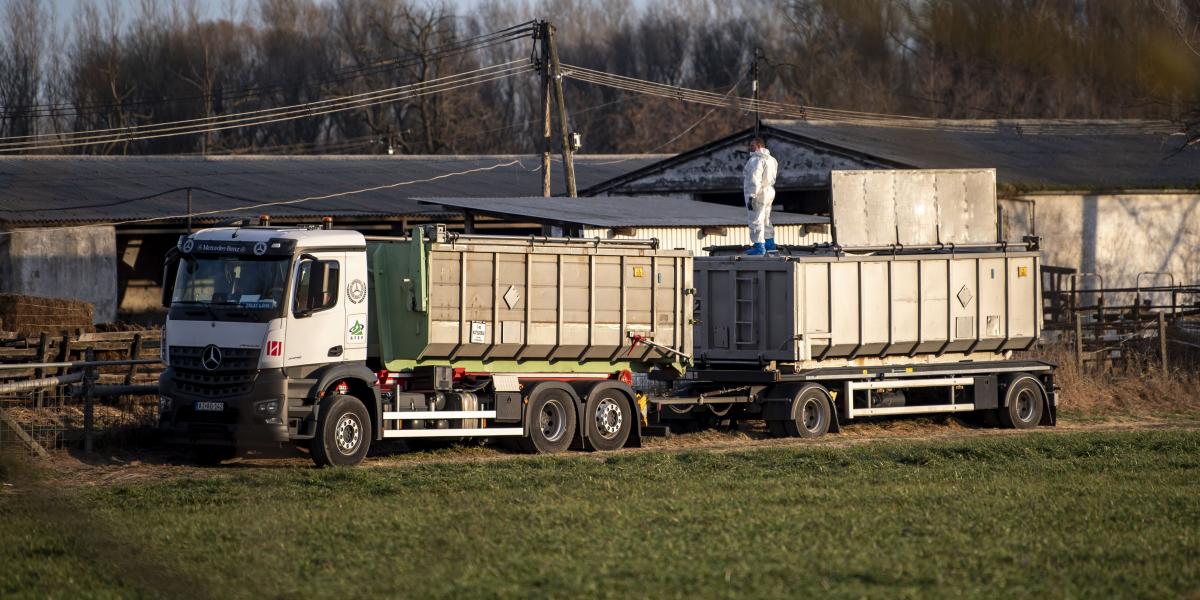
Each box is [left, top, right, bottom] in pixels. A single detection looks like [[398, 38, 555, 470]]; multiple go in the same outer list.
[[195, 401, 224, 412]]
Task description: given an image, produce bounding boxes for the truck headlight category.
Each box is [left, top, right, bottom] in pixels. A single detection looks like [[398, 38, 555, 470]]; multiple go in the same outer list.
[[255, 399, 282, 424]]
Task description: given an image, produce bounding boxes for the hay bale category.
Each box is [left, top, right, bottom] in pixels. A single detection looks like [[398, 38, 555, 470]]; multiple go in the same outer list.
[[0, 294, 94, 336]]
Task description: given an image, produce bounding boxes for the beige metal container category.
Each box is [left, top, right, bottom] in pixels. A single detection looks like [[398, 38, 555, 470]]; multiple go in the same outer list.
[[368, 230, 692, 372], [693, 249, 1041, 367]]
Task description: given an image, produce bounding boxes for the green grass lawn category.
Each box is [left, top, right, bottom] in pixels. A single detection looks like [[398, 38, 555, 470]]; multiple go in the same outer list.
[[2, 429, 1198, 599]]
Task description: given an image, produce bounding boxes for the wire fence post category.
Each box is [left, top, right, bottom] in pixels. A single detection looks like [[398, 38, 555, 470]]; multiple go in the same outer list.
[[1073, 314, 1084, 370], [83, 348, 96, 453], [1158, 312, 1169, 372]]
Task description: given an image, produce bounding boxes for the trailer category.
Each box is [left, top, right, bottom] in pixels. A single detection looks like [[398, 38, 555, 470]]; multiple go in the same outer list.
[[646, 168, 1055, 436], [648, 242, 1055, 436]]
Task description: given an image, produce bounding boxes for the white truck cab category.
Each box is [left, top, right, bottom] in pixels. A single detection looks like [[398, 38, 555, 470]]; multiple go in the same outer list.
[[158, 222, 378, 464]]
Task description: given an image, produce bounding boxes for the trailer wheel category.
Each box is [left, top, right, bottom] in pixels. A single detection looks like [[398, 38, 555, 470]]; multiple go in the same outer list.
[[584, 391, 632, 451], [311, 394, 372, 467], [784, 386, 833, 438], [517, 388, 577, 454], [998, 376, 1045, 430]]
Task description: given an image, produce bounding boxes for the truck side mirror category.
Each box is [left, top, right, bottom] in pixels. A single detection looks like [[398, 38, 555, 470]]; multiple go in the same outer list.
[[162, 248, 181, 308]]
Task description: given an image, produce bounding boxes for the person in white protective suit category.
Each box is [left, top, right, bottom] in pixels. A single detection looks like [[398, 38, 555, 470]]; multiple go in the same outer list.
[[742, 137, 778, 255]]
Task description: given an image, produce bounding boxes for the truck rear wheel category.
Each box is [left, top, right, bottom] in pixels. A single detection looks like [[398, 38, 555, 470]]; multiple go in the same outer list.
[[517, 388, 577, 454], [311, 394, 372, 467], [998, 375, 1045, 430], [584, 391, 632, 451]]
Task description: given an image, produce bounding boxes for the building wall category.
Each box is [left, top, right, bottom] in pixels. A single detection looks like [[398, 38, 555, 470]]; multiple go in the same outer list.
[[0, 225, 118, 323], [1001, 192, 1200, 289], [581, 224, 832, 256]]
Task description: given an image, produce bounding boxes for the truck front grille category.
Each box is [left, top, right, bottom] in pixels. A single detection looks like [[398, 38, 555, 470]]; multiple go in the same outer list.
[[169, 346, 260, 398]]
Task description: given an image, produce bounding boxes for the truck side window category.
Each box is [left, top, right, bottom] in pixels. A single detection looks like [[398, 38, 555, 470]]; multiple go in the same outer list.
[[294, 259, 340, 315]]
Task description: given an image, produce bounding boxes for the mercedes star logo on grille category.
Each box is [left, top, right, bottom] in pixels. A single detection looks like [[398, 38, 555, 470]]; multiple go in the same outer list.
[[201, 345, 223, 371]]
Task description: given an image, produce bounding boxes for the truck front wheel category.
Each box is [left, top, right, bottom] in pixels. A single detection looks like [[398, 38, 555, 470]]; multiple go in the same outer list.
[[518, 388, 577, 454], [311, 394, 372, 467]]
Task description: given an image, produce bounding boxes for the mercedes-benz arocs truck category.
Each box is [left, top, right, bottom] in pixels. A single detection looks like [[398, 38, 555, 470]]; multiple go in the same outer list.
[[158, 223, 692, 465], [158, 168, 1056, 466]]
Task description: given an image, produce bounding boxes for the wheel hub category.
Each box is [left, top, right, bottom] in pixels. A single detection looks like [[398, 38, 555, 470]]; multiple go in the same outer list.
[[801, 398, 822, 431], [334, 414, 361, 454], [594, 398, 623, 438], [540, 399, 566, 442], [1016, 389, 1035, 421]]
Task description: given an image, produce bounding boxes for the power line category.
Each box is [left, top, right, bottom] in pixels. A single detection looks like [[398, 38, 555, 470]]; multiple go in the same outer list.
[[562, 65, 1173, 134], [586, 71, 749, 166], [0, 21, 537, 121], [0, 62, 535, 152], [0, 60, 528, 144]]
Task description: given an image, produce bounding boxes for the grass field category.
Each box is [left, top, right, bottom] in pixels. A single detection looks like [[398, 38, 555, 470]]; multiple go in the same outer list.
[[2, 429, 1198, 599]]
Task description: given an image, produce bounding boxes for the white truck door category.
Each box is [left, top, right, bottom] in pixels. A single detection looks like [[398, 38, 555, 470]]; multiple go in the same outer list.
[[342, 249, 370, 362], [283, 252, 348, 367]]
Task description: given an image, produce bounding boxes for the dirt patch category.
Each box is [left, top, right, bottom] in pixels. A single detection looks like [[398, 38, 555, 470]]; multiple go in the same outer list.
[[6, 414, 1195, 491]]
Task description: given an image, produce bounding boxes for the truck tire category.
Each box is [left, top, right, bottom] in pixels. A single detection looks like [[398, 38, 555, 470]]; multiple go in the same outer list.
[[584, 391, 632, 451], [311, 394, 372, 467], [998, 375, 1045, 430], [784, 385, 833, 438], [192, 445, 237, 466], [517, 388, 577, 454]]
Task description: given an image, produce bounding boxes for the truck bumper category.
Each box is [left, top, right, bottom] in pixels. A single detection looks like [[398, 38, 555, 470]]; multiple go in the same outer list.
[[157, 368, 291, 448]]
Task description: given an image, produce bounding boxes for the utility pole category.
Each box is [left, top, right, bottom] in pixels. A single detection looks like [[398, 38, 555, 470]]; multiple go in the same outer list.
[[752, 47, 762, 139], [539, 22, 552, 197], [545, 22, 577, 197]]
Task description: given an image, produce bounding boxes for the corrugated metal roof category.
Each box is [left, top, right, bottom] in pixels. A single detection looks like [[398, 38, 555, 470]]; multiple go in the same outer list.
[[416, 195, 828, 227], [765, 119, 1200, 189], [0, 154, 667, 226]]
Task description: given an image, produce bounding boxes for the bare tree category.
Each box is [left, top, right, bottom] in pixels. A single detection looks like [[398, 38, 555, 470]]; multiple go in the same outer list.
[[0, 0, 47, 141], [1155, 0, 1200, 148]]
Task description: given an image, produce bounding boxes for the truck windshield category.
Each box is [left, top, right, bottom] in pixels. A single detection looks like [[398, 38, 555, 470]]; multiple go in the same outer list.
[[172, 256, 290, 310]]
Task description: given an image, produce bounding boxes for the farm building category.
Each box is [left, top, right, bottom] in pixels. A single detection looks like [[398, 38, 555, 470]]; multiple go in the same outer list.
[[418, 195, 829, 256], [585, 119, 1200, 289], [0, 154, 662, 323]]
